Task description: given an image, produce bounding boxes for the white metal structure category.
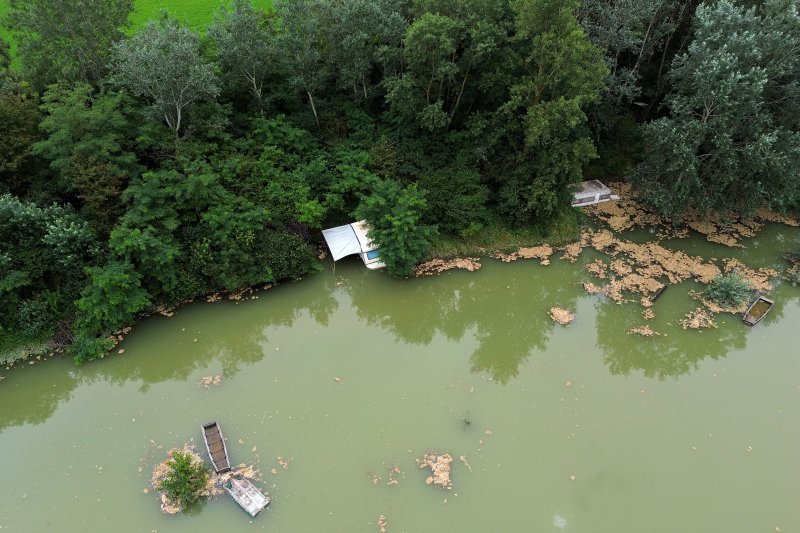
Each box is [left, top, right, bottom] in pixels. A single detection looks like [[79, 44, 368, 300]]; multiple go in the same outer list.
[[572, 180, 620, 207], [321, 220, 386, 270]]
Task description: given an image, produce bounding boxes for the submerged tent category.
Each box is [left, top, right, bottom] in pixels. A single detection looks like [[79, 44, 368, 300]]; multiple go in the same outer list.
[[321, 220, 385, 269]]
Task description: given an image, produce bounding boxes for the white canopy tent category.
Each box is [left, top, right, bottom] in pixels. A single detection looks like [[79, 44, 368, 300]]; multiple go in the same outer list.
[[321, 220, 385, 270]]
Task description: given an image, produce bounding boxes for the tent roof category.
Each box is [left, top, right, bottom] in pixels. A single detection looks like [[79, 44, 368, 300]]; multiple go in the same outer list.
[[322, 223, 364, 261]]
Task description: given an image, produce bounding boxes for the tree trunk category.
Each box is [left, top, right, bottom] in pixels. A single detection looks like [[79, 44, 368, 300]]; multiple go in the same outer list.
[[307, 91, 320, 127]]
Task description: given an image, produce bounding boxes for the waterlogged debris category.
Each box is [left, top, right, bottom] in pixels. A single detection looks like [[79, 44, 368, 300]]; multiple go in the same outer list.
[[722, 259, 778, 293], [559, 242, 583, 263], [207, 294, 222, 303], [680, 308, 718, 330], [629, 325, 660, 337], [277, 456, 290, 469], [155, 304, 175, 318], [417, 452, 453, 489], [549, 307, 575, 325], [415, 258, 481, 276], [197, 376, 223, 388], [492, 245, 553, 263], [386, 465, 401, 486], [582, 282, 602, 295], [378, 515, 388, 533], [459, 455, 472, 472], [333, 377, 342, 383], [586, 260, 608, 279]]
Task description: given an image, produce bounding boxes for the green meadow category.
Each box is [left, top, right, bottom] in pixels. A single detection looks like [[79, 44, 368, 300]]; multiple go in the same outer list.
[[0, 0, 274, 63]]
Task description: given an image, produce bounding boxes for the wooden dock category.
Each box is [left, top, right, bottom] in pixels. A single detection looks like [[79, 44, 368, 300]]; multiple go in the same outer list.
[[202, 421, 231, 473]]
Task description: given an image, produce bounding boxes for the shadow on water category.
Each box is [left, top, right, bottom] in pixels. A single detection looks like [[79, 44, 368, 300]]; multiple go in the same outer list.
[[0, 363, 80, 432], [343, 258, 584, 383], [595, 279, 800, 379], [0, 278, 340, 432]]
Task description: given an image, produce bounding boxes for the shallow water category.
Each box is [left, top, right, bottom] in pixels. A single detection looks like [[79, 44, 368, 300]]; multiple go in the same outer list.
[[1, 226, 799, 532]]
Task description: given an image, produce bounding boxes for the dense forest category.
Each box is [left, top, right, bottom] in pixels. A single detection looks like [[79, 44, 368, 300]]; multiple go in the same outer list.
[[1, 0, 798, 364]]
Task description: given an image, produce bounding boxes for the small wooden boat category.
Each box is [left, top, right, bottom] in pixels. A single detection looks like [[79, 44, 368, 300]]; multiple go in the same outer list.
[[651, 284, 668, 302], [201, 421, 231, 473], [224, 477, 270, 517], [742, 295, 774, 326]]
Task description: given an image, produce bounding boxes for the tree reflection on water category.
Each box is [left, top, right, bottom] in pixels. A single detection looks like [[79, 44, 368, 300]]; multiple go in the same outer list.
[[344, 259, 584, 383]]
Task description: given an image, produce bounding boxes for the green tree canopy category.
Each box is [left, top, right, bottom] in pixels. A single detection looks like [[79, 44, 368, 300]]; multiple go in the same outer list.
[[630, 0, 800, 219], [8, 0, 133, 89], [110, 17, 220, 151]]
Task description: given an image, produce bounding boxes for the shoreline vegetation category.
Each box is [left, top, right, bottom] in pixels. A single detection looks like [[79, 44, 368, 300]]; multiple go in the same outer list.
[[2, 0, 799, 371], [3, 182, 797, 377]]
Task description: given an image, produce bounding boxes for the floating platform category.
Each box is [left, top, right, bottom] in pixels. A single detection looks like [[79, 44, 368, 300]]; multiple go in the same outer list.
[[742, 295, 774, 326], [201, 421, 231, 473], [224, 477, 270, 517]]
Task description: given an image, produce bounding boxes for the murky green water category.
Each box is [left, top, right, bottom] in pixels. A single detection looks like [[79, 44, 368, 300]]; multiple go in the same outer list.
[[1, 226, 799, 532]]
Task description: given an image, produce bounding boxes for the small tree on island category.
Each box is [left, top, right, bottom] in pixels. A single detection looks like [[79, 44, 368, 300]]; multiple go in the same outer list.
[[158, 451, 209, 509], [704, 272, 752, 308]]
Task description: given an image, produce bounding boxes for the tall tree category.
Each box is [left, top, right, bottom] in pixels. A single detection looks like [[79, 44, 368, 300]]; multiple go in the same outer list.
[[355, 179, 438, 277], [8, 0, 133, 89], [274, 0, 329, 127], [497, 0, 607, 224], [33, 84, 140, 202], [110, 18, 220, 152], [210, 0, 277, 107], [323, 0, 407, 100], [386, 0, 512, 130], [630, 0, 800, 218]]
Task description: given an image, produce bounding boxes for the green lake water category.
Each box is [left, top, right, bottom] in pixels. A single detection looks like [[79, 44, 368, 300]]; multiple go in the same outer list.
[[1, 226, 799, 532]]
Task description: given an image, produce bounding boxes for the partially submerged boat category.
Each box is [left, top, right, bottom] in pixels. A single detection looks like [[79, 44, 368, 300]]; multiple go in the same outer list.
[[571, 180, 620, 207], [201, 421, 231, 473], [224, 477, 270, 517], [742, 295, 774, 326]]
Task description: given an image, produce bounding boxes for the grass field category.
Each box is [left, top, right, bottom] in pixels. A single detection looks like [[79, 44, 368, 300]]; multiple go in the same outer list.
[[0, 0, 274, 65], [129, 0, 273, 32]]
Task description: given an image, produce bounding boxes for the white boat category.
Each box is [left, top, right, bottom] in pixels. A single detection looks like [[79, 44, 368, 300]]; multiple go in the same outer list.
[[224, 477, 270, 517]]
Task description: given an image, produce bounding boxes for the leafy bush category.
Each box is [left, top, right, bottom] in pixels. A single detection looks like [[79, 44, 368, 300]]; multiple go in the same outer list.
[[704, 272, 752, 308], [158, 451, 209, 509], [356, 179, 438, 277]]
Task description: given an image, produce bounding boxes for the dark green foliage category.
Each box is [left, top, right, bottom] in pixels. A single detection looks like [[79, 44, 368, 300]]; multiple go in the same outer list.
[[158, 451, 209, 509], [74, 261, 151, 338], [419, 165, 489, 236], [8, 0, 133, 89], [704, 272, 752, 308], [0, 92, 41, 194], [33, 84, 140, 219], [355, 179, 438, 277], [7, 0, 797, 364], [630, 0, 800, 219], [0, 194, 99, 343], [110, 17, 220, 149]]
